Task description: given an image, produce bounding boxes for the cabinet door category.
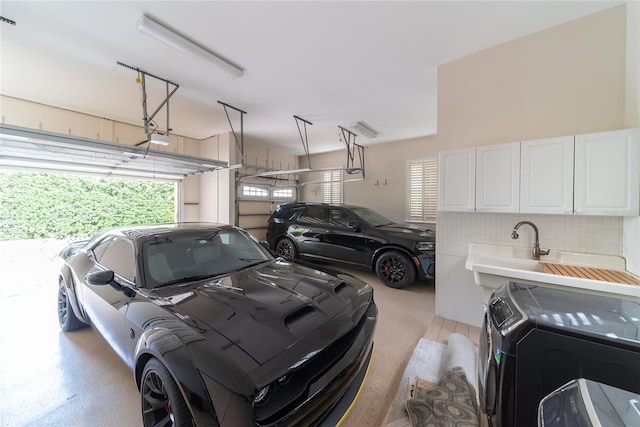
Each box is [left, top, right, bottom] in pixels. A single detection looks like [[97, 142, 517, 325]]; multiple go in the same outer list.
[[574, 129, 640, 216], [476, 142, 520, 213], [520, 136, 574, 214], [438, 148, 475, 212]]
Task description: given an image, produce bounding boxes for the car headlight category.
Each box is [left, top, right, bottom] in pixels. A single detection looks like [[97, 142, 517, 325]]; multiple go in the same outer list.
[[417, 242, 435, 251], [253, 385, 271, 405]]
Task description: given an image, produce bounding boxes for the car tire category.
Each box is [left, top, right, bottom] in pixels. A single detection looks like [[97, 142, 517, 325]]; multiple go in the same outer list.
[[375, 251, 416, 289], [57, 279, 85, 332], [141, 358, 193, 427], [276, 238, 298, 259]]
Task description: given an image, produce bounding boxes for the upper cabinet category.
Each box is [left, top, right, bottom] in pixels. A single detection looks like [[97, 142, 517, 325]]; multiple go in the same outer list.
[[437, 142, 520, 213], [438, 128, 640, 216], [476, 142, 520, 213], [438, 148, 475, 212], [574, 129, 640, 216], [520, 136, 574, 214]]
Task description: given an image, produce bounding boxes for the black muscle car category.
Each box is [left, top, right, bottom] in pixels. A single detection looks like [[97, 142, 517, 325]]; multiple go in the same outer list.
[[57, 223, 377, 426]]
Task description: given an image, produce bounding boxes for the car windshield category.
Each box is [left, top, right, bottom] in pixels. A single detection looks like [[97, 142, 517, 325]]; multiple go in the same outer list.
[[143, 228, 273, 288], [350, 207, 395, 227]]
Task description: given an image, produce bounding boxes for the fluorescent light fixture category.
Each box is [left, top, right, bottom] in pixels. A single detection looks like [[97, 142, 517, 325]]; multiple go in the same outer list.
[[350, 121, 378, 138], [137, 15, 244, 78], [148, 132, 170, 146]]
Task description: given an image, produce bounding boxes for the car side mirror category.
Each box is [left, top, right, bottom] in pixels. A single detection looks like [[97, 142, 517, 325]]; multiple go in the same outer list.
[[347, 221, 361, 232], [87, 270, 115, 286]]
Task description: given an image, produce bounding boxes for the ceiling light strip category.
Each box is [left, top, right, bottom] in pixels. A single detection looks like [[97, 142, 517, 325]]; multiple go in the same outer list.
[[137, 15, 244, 78]]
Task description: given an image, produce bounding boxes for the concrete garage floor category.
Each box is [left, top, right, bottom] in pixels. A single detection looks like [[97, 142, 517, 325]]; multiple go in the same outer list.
[[0, 239, 437, 426]]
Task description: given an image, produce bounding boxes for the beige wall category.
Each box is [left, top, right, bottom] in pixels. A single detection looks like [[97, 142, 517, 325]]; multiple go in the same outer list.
[[623, 1, 640, 276], [300, 135, 438, 223], [625, 1, 640, 128], [437, 4, 627, 150], [198, 134, 228, 224]]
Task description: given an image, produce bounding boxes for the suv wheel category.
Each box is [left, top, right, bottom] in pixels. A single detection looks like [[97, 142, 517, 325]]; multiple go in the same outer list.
[[375, 251, 415, 289], [276, 238, 297, 259]]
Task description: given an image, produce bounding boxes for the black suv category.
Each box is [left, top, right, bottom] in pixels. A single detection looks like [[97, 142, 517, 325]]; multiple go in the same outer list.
[[266, 202, 435, 288]]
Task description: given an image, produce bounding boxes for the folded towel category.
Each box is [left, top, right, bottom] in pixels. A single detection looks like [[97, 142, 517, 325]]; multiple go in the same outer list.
[[405, 367, 479, 427]]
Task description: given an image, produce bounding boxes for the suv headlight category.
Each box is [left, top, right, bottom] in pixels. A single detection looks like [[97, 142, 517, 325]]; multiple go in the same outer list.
[[417, 242, 435, 251]]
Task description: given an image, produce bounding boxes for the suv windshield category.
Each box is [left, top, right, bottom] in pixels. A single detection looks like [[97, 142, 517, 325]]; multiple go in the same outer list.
[[350, 207, 394, 227], [143, 229, 272, 288]]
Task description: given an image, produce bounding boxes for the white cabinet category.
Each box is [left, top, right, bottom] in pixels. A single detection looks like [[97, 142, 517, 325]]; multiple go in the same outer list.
[[438, 148, 475, 212], [476, 142, 520, 212], [520, 136, 574, 214], [438, 142, 522, 213], [574, 129, 640, 216], [437, 129, 639, 216]]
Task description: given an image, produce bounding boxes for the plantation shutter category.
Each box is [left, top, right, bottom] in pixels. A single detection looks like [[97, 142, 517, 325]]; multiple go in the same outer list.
[[409, 158, 437, 222], [322, 170, 342, 204]]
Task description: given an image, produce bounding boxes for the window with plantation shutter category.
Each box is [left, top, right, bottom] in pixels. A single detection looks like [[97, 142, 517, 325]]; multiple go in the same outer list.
[[322, 170, 342, 204], [408, 158, 437, 222]]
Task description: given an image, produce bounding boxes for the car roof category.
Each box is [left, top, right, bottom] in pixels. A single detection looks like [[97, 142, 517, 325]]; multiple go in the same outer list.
[[101, 223, 236, 243]]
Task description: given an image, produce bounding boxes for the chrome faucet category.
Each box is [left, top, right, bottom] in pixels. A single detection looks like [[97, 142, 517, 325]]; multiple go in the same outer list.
[[511, 221, 549, 260]]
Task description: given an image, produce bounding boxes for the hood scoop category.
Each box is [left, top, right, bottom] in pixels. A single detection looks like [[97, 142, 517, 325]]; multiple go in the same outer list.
[[333, 281, 355, 299], [284, 305, 318, 332]]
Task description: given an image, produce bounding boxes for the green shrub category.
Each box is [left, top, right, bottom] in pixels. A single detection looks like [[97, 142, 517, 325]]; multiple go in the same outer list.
[[0, 172, 175, 240]]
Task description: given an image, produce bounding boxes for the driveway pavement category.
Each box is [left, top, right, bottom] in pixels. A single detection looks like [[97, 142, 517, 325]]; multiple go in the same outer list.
[[0, 239, 69, 298]]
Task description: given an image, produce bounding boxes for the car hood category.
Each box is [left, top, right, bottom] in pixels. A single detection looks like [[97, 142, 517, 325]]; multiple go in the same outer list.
[[155, 260, 368, 365], [376, 223, 435, 240]]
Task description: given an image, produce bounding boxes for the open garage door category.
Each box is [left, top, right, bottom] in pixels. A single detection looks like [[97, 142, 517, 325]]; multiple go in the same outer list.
[[0, 124, 228, 181]]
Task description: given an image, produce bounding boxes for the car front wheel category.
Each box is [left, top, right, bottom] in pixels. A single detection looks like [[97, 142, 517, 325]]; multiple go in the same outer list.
[[276, 238, 297, 259], [375, 251, 416, 289], [141, 358, 193, 427], [57, 279, 85, 331]]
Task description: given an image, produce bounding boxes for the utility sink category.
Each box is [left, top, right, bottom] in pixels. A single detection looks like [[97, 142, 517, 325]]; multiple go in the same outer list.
[[465, 243, 640, 303]]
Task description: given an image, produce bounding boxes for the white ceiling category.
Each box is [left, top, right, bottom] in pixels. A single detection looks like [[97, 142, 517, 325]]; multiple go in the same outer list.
[[0, 1, 623, 155]]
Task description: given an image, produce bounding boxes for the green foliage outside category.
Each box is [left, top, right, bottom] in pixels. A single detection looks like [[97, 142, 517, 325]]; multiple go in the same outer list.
[[0, 172, 175, 240]]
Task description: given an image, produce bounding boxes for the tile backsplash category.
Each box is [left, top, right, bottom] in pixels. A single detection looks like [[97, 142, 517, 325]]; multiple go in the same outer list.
[[437, 212, 623, 258]]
